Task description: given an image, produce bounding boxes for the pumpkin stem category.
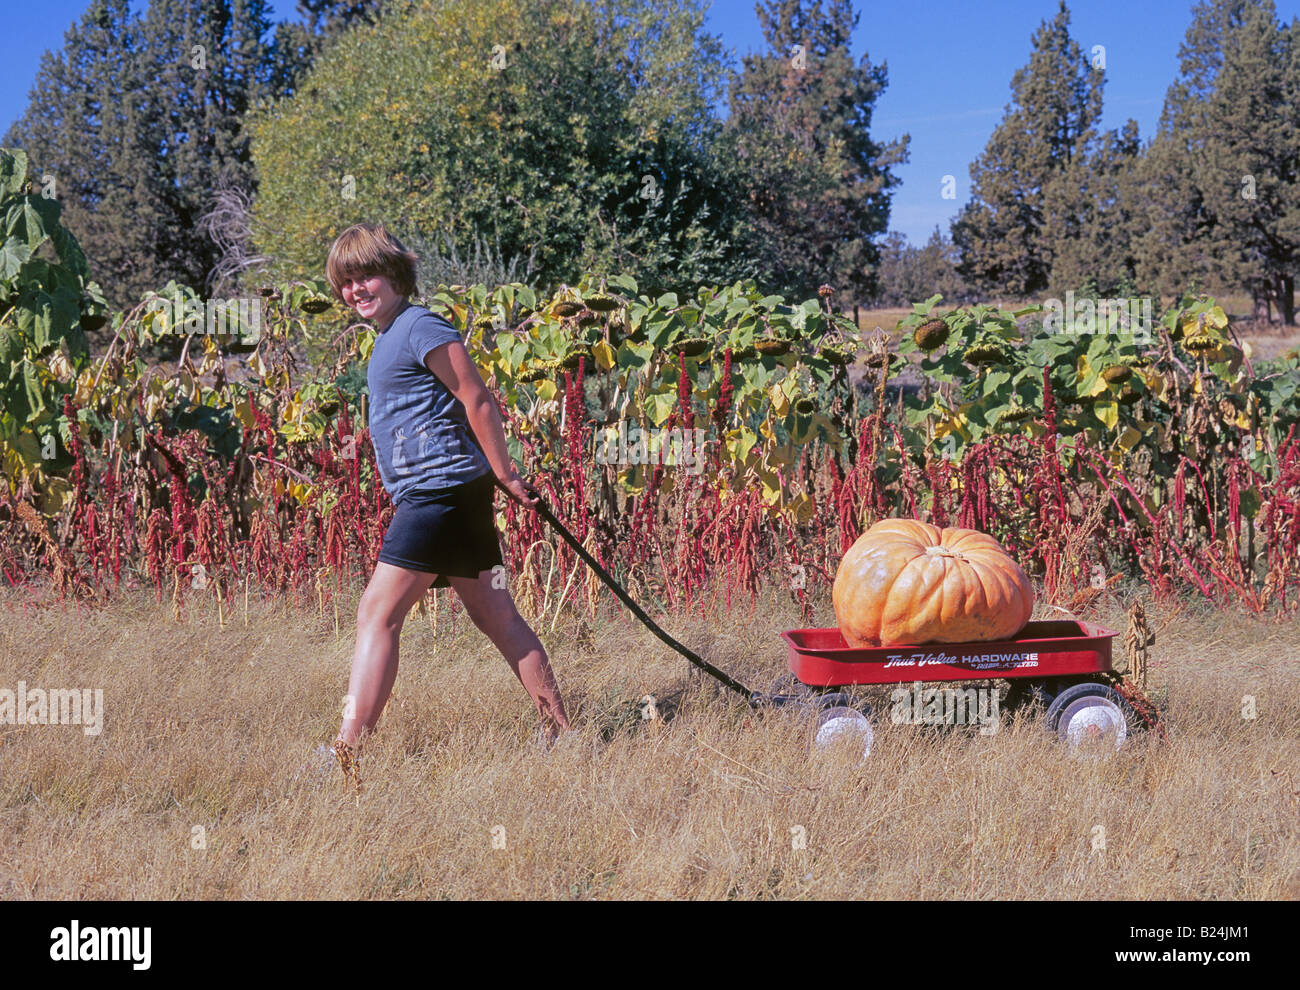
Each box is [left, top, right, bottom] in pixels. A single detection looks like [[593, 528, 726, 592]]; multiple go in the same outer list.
[[924, 544, 965, 560]]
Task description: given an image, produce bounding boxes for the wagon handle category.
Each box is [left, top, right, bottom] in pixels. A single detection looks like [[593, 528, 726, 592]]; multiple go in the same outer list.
[[493, 477, 757, 703]]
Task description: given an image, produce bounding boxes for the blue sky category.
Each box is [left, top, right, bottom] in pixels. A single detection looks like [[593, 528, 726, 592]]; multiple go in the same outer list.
[[4, 0, 1298, 243]]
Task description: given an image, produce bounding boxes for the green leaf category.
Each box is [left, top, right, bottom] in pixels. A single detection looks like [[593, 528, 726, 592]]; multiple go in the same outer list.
[[912, 294, 942, 316], [727, 425, 758, 463], [21, 199, 49, 251], [646, 390, 676, 426], [617, 340, 653, 372], [982, 370, 1010, 396], [903, 403, 934, 427], [22, 359, 46, 422], [646, 313, 680, 349], [1238, 486, 1262, 520], [1085, 335, 1112, 362], [1093, 400, 1119, 430], [1, 236, 32, 280], [0, 149, 28, 198], [495, 331, 519, 368]]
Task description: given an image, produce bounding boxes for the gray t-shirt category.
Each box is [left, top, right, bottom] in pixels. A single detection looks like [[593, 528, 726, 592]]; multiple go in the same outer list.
[[365, 302, 492, 502]]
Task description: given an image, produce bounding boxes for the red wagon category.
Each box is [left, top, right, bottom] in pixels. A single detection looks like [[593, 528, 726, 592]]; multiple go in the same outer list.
[[526, 489, 1164, 754], [759, 619, 1159, 752]]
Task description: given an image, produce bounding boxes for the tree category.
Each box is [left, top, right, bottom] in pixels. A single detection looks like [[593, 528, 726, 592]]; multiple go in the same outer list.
[[3, 0, 294, 315], [1133, 0, 1253, 307], [269, 1, 387, 97], [722, 0, 908, 305], [248, 0, 747, 295], [873, 228, 970, 308], [951, 0, 1102, 299], [1198, 0, 1298, 324], [139, 0, 280, 295], [3, 0, 166, 319], [1134, 0, 1298, 323], [1045, 118, 1143, 296]]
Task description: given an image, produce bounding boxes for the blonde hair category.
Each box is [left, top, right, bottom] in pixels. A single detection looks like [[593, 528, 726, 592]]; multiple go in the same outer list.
[[325, 223, 420, 301]]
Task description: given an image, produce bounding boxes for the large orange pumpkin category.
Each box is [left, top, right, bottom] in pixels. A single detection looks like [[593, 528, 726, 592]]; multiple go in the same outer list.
[[832, 519, 1034, 647]]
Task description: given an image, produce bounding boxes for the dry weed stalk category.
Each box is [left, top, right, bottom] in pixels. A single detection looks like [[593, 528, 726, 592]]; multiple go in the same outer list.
[[332, 739, 362, 796], [1125, 602, 1153, 691]]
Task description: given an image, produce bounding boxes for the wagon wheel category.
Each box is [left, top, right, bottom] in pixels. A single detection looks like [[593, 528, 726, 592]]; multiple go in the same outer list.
[[1045, 682, 1136, 753], [810, 705, 874, 762]]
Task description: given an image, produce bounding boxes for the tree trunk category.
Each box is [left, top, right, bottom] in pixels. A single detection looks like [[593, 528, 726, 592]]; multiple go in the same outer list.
[[853, 304, 860, 330], [1252, 288, 1271, 325], [1280, 273, 1296, 327]]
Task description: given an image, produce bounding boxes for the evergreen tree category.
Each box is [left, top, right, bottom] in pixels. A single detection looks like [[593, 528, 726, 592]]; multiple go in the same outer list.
[[299, 0, 384, 36], [1046, 118, 1142, 296], [4, 0, 355, 314], [722, 0, 908, 305], [138, 0, 279, 296], [1132, 0, 1254, 307], [1135, 0, 1298, 323], [951, 0, 1102, 299], [873, 228, 970, 308], [1199, 0, 1298, 323], [270, 0, 386, 96], [3, 1, 170, 319]]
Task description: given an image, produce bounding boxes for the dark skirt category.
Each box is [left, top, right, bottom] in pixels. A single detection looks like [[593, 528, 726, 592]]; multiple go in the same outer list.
[[376, 470, 503, 588]]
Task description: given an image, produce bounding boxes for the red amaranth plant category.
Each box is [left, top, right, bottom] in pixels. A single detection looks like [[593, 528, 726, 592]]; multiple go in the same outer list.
[[194, 497, 231, 598], [143, 507, 169, 600]]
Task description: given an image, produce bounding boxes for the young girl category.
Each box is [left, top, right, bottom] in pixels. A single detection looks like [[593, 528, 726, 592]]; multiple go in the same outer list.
[[321, 222, 571, 780]]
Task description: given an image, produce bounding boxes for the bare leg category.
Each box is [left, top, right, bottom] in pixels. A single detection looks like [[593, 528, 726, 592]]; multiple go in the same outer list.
[[336, 561, 438, 749], [449, 569, 571, 741]]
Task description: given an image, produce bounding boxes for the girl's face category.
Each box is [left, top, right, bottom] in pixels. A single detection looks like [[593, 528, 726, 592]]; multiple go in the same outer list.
[[339, 272, 404, 328]]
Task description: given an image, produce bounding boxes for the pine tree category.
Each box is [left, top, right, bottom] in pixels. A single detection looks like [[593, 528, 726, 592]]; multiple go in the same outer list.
[[298, 0, 384, 36], [1133, 0, 1253, 307], [1199, 0, 1298, 324], [2, 0, 172, 318], [1046, 118, 1142, 296], [873, 228, 969, 307], [136, 1, 281, 297], [1135, 0, 1298, 323], [723, 0, 908, 305], [4, 0, 346, 313], [951, 0, 1102, 299], [270, 1, 386, 95]]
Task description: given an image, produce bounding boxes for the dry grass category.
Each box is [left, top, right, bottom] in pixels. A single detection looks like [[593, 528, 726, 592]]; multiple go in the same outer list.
[[1, 579, 1296, 900]]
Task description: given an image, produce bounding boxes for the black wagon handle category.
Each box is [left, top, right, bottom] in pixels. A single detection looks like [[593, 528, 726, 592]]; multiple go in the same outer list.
[[489, 475, 756, 703]]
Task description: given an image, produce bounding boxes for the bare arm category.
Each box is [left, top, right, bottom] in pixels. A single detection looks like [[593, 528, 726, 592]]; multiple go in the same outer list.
[[424, 340, 538, 508]]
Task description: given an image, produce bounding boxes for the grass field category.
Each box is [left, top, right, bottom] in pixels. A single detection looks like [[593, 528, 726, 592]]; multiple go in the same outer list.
[[1, 577, 1296, 900]]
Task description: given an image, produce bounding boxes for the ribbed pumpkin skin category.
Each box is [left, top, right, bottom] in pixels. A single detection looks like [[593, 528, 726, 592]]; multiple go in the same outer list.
[[832, 519, 1035, 647]]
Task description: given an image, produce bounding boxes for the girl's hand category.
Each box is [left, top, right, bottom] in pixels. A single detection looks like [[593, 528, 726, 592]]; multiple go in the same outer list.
[[496, 469, 540, 509]]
